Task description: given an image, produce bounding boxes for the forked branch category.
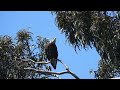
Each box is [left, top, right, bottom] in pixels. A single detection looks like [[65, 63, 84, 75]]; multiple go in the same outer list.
[[57, 59, 80, 79], [23, 58, 80, 79]]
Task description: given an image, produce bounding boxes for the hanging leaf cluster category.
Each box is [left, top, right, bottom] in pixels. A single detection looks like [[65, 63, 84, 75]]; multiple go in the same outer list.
[[53, 11, 120, 78]]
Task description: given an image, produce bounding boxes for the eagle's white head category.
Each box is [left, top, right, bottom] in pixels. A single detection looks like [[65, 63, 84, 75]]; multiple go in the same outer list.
[[49, 37, 56, 44]]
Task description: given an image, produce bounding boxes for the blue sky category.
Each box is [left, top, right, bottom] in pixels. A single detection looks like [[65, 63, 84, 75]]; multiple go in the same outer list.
[[0, 11, 100, 79]]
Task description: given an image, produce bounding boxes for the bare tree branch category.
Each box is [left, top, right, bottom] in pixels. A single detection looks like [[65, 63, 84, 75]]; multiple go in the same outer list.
[[22, 59, 50, 64], [57, 59, 80, 79], [57, 59, 69, 69], [24, 67, 69, 75], [53, 75, 61, 79], [66, 68, 80, 79], [23, 58, 80, 79]]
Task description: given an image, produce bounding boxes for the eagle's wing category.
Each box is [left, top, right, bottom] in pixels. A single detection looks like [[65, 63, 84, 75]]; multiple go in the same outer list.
[[44, 43, 58, 69]]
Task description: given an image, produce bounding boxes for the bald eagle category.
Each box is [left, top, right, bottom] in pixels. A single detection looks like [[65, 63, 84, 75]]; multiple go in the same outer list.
[[44, 38, 58, 69]]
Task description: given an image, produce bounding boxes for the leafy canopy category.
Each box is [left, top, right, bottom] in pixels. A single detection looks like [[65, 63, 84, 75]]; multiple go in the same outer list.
[[0, 29, 56, 79], [53, 11, 120, 79]]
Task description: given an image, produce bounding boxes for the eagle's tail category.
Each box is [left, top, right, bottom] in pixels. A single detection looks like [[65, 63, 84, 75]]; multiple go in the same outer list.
[[51, 59, 57, 69]]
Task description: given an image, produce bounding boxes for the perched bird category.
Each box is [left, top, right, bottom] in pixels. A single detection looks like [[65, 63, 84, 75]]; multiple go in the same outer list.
[[44, 38, 58, 69]]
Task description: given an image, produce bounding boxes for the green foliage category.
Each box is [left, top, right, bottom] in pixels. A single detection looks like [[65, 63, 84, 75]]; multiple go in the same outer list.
[[16, 29, 33, 43], [0, 29, 57, 79], [0, 35, 26, 79], [53, 11, 120, 79]]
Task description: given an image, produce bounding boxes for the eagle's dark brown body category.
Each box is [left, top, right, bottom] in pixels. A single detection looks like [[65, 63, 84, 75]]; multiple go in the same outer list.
[[44, 41, 58, 69]]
